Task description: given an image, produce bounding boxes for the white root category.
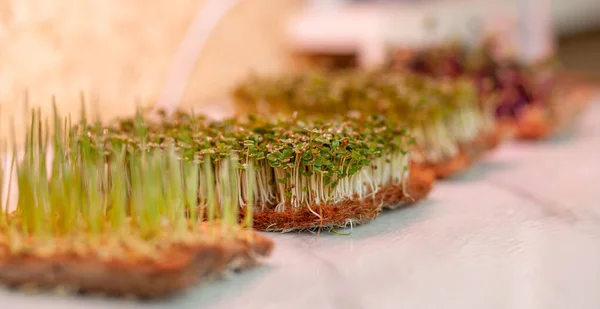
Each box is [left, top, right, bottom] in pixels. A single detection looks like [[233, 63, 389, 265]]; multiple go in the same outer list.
[[205, 148, 413, 214]]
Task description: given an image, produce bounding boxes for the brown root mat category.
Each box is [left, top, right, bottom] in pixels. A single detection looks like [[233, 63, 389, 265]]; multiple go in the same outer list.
[[252, 198, 381, 232], [0, 230, 273, 299], [415, 149, 473, 179], [467, 129, 504, 160], [515, 77, 597, 140], [514, 105, 554, 140], [251, 163, 437, 231], [378, 165, 435, 210]]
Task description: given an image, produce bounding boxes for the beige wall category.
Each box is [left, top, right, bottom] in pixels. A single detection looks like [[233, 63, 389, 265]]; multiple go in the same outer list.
[[0, 0, 301, 140]]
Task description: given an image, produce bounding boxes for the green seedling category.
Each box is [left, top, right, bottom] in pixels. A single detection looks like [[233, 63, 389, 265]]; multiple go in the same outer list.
[[233, 70, 489, 164]]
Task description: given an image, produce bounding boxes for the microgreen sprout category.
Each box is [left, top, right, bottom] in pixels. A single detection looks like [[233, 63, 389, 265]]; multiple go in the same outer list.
[[4, 100, 417, 239], [102, 112, 414, 212], [234, 70, 490, 163], [1, 109, 255, 259]]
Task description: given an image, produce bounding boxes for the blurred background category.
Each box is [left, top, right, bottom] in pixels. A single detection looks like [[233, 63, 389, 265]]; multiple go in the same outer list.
[[0, 0, 598, 133]]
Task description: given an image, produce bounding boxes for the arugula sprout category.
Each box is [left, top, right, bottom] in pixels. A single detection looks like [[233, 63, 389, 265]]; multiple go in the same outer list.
[[100, 112, 414, 212]]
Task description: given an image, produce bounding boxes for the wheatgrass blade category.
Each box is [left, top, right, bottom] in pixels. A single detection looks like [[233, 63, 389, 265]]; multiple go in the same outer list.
[[184, 160, 199, 224], [204, 156, 217, 221], [243, 160, 255, 229]]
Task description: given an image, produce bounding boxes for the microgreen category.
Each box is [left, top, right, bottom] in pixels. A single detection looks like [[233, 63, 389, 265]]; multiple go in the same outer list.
[[3, 97, 417, 246], [234, 70, 490, 163], [99, 112, 413, 212], [0, 109, 256, 259]]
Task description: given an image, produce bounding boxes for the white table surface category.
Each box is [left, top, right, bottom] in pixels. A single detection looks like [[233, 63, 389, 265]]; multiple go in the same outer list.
[[2, 97, 600, 309]]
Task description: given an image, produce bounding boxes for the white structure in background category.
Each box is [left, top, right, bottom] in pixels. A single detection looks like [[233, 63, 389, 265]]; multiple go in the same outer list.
[[287, 0, 522, 69], [288, 0, 594, 67]]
